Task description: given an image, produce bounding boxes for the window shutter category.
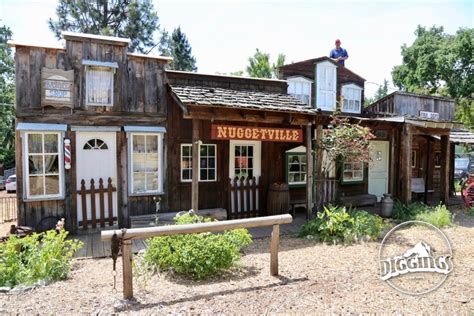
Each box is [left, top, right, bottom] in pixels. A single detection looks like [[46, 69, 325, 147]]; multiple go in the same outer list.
[[316, 62, 337, 111]]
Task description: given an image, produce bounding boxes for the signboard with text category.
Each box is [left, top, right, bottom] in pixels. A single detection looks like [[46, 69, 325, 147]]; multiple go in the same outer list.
[[41, 67, 74, 109], [419, 111, 440, 120], [211, 125, 303, 142]]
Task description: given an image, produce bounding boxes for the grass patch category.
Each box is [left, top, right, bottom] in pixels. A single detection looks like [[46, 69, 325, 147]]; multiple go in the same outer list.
[[415, 204, 453, 228], [139, 213, 252, 279], [298, 204, 385, 244], [0, 229, 83, 288]]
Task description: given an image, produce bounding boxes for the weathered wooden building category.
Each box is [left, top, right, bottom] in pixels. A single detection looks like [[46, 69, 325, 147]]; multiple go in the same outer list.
[[12, 32, 171, 232]]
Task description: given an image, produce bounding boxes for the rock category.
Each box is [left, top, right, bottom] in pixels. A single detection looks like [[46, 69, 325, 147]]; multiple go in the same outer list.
[[0, 287, 11, 293]]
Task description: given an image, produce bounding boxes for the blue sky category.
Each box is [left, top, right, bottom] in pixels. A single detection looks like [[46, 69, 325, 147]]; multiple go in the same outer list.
[[1, 0, 472, 97]]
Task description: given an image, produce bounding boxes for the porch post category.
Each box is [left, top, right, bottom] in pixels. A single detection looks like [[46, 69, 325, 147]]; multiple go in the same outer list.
[[440, 134, 450, 204], [306, 124, 314, 219], [314, 125, 323, 211], [401, 124, 412, 203], [191, 119, 201, 211]]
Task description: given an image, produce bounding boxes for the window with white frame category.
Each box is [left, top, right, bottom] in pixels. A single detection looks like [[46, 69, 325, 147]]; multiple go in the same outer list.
[[26, 132, 63, 198], [341, 84, 363, 114], [130, 133, 163, 194], [85, 66, 114, 106], [287, 153, 307, 186], [342, 161, 364, 183], [287, 77, 312, 105], [180, 144, 217, 182]]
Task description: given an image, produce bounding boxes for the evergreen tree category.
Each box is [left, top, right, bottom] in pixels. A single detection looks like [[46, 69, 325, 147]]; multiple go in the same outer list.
[[0, 24, 15, 169], [48, 0, 160, 53], [163, 27, 197, 72]]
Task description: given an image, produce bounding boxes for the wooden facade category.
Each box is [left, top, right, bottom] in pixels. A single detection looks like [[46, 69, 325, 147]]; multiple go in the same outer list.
[[13, 32, 171, 233]]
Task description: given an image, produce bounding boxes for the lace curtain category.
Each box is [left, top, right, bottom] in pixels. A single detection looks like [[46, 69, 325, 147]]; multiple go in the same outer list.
[[86, 67, 113, 105]]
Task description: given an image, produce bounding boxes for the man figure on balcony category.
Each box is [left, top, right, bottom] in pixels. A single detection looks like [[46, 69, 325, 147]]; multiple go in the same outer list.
[[330, 39, 348, 66]]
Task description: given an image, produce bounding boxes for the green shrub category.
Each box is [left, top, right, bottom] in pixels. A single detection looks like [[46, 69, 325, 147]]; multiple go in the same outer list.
[[298, 205, 384, 244], [392, 200, 427, 221], [467, 207, 474, 216], [415, 204, 453, 228], [142, 213, 252, 279], [0, 229, 83, 288]]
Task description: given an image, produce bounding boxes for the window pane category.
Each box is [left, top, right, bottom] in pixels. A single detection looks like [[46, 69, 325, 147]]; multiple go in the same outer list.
[[209, 158, 215, 168], [133, 153, 146, 172], [28, 134, 43, 153], [29, 176, 44, 196], [29, 156, 44, 175], [146, 136, 158, 153], [208, 169, 215, 180], [183, 169, 191, 180], [44, 155, 59, 174], [182, 145, 191, 156], [200, 157, 207, 168], [45, 175, 60, 195], [133, 172, 146, 192], [200, 145, 207, 156], [200, 169, 207, 180], [247, 146, 253, 156], [146, 172, 159, 191], [145, 153, 158, 172], [44, 134, 58, 153], [208, 145, 215, 156], [133, 135, 145, 153]]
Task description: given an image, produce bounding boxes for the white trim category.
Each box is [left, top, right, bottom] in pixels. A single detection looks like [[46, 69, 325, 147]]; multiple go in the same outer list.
[[85, 65, 115, 107], [341, 84, 363, 114], [229, 140, 261, 179], [180, 143, 217, 182], [124, 126, 166, 133], [286, 75, 313, 83], [286, 145, 306, 153], [127, 52, 173, 62], [62, 31, 131, 44], [128, 133, 164, 195], [23, 131, 64, 201], [71, 126, 121, 132], [17, 123, 67, 132], [287, 77, 312, 106], [341, 82, 363, 89]]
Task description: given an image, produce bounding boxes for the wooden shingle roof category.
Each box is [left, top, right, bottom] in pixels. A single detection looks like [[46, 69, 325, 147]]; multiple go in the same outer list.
[[170, 85, 318, 115]]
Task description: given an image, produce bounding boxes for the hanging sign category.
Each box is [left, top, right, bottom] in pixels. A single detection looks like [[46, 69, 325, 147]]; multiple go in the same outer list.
[[41, 68, 74, 109], [419, 111, 439, 120], [211, 125, 303, 143], [64, 138, 71, 170]]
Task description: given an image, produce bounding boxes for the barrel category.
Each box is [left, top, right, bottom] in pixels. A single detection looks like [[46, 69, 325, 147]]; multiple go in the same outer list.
[[267, 182, 290, 215]]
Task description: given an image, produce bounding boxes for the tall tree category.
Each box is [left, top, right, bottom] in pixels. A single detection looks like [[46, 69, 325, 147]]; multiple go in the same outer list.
[[162, 27, 197, 72], [374, 79, 389, 101], [246, 49, 285, 79], [392, 25, 474, 127], [48, 0, 160, 53], [0, 24, 15, 169]]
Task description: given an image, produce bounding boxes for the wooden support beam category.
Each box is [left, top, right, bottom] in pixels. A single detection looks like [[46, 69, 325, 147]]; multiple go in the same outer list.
[[440, 135, 450, 204], [306, 124, 314, 219], [192, 119, 201, 211], [270, 224, 280, 276], [424, 138, 431, 204], [122, 239, 133, 300], [314, 125, 323, 211], [401, 124, 412, 203]]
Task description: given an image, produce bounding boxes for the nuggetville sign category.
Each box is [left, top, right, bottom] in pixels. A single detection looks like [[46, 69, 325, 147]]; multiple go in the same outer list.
[[211, 125, 303, 143]]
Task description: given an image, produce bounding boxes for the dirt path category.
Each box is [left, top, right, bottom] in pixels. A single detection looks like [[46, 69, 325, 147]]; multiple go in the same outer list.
[[1, 222, 473, 314]]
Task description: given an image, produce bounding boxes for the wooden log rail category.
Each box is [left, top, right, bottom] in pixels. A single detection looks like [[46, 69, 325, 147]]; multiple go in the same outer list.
[[101, 214, 293, 299]]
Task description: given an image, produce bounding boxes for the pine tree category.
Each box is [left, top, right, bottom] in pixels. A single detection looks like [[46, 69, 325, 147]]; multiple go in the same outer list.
[[48, 0, 160, 53], [164, 27, 197, 72], [246, 49, 286, 79]]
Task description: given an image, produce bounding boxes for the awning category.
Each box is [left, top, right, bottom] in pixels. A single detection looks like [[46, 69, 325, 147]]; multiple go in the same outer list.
[[82, 60, 119, 68], [16, 123, 67, 131], [124, 126, 166, 133]]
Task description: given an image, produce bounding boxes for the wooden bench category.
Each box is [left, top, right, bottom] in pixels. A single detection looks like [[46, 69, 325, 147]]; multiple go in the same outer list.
[[411, 178, 434, 194], [339, 194, 377, 208], [290, 199, 306, 215]]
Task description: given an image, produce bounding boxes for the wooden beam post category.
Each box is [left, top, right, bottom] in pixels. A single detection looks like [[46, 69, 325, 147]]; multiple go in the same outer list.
[[401, 124, 412, 203], [424, 138, 431, 204], [122, 239, 133, 300], [314, 125, 323, 211], [191, 119, 201, 211], [270, 224, 280, 276], [306, 124, 314, 219], [440, 135, 450, 204]]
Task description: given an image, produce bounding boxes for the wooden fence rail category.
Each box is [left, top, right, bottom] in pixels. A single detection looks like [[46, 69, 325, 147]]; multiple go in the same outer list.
[[101, 214, 293, 300], [0, 197, 17, 223]]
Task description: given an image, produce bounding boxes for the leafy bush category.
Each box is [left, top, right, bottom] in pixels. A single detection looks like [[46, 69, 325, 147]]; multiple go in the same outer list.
[[467, 207, 474, 216], [0, 229, 83, 288], [415, 204, 453, 228], [392, 200, 427, 221], [142, 213, 252, 279], [298, 205, 384, 244]]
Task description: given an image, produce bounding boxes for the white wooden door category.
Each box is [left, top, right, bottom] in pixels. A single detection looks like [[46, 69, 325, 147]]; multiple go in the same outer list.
[[76, 132, 118, 225], [316, 61, 337, 111], [368, 141, 389, 201]]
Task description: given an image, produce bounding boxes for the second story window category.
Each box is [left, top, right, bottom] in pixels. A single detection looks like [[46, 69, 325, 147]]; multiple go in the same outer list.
[[83, 60, 118, 107], [316, 60, 337, 111], [341, 83, 363, 114], [287, 77, 312, 105]]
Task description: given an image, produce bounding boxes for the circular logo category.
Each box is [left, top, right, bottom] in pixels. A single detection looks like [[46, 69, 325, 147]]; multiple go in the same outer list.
[[379, 221, 453, 295]]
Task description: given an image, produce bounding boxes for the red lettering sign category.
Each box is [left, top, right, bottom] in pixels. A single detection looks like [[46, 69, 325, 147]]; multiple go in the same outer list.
[[211, 125, 303, 143]]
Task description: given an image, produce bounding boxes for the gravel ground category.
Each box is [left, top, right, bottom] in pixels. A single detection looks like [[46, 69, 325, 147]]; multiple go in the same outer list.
[[1, 218, 473, 314]]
